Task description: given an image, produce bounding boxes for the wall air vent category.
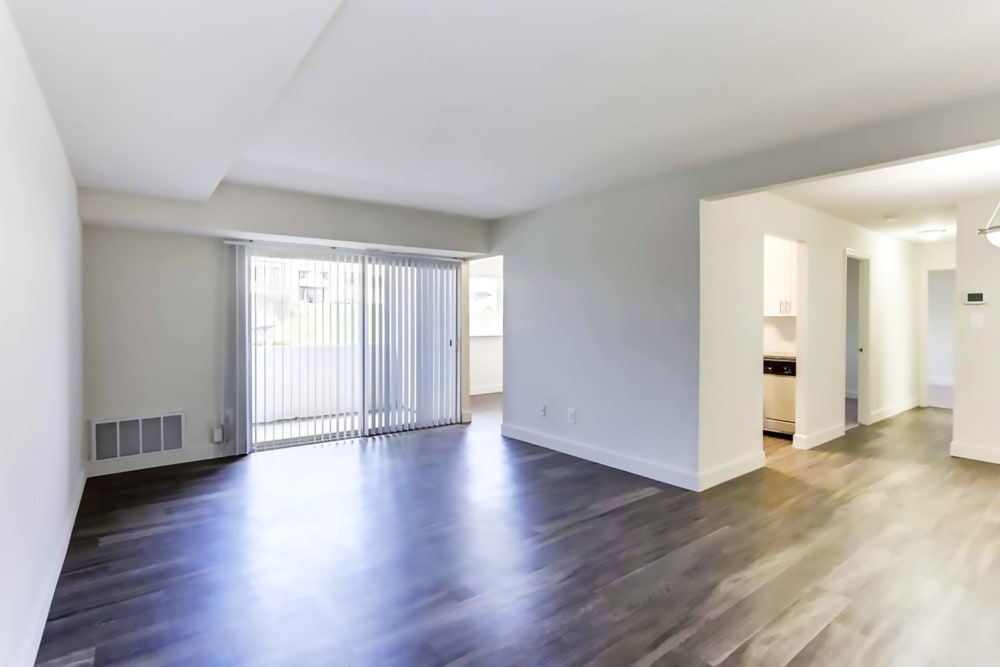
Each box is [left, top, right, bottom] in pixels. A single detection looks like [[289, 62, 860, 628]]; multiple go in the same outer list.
[[91, 413, 184, 461]]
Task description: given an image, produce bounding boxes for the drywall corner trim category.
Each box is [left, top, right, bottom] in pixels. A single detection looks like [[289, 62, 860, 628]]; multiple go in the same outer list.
[[470, 385, 503, 396], [18, 470, 85, 667], [500, 423, 699, 491], [951, 441, 1000, 465], [793, 424, 846, 451], [87, 443, 222, 477], [697, 451, 766, 491], [869, 397, 919, 423]]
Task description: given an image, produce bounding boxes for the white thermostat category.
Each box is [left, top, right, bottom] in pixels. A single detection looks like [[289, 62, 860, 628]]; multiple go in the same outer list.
[[964, 292, 986, 305]]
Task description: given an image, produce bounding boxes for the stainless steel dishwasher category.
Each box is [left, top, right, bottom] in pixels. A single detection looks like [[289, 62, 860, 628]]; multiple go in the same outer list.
[[763, 356, 796, 435]]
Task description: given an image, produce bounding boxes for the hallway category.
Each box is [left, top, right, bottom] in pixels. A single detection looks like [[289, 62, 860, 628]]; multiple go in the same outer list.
[[37, 405, 997, 666]]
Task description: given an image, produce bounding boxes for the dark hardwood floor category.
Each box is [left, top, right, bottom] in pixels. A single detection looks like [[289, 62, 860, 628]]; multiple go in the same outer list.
[[36, 397, 999, 666]]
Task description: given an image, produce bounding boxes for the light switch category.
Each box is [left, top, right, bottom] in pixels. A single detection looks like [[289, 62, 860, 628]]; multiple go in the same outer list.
[[970, 312, 986, 329]]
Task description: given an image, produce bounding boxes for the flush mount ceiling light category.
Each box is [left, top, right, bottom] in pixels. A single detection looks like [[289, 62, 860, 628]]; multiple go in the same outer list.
[[915, 229, 946, 242], [980, 201, 1000, 248]]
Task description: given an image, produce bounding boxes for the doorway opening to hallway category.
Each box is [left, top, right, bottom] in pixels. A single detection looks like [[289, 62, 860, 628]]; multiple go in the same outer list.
[[845, 254, 869, 429], [469, 255, 503, 425], [926, 269, 955, 409]]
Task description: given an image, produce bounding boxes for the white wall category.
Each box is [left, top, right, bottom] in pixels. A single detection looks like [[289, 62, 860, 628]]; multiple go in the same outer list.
[[79, 183, 490, 256], [0, 3, 84, 664], [926, 269, 955, 408], [84, 226, 227, 475], [471, 338, 503, 395], [700, 193, 919, 480], [493, 175, 702, 489], [491, 92, 1000, 491], [763, 318, 796, 356], [952, 196, 1000, 463], [845, 257, 860, 397], [469, 256, 503, 396]]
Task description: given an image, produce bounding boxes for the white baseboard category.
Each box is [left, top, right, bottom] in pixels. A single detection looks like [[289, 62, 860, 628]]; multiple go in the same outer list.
[[845, 391, 859, 400], [470, 385, 503, 396], [461, 409, 473, 424], [500, 423, 699, 491], [17, 469, 86, 667], [794, 424, 845, 450], [869, 397, 919, 423], [697, 451, 766, 491], [87, 443, 222, 477], [951, 441, 1000, 465]]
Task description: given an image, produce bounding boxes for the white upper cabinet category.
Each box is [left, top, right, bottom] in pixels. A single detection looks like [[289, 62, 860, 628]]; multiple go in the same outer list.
[[763, 235, 798, 317]]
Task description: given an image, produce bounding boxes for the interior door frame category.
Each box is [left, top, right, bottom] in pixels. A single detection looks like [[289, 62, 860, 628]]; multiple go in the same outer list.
[[846, 249, 872, 426]]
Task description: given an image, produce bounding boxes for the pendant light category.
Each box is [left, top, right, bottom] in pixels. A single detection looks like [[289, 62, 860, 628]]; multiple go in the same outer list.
[[979, 200, 1000, 248]]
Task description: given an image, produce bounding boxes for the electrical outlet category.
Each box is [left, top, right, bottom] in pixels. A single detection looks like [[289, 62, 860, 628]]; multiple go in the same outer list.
[[212, 426, 224, 444], [540, 404, 547, 417], [567, 408, 577, 424]]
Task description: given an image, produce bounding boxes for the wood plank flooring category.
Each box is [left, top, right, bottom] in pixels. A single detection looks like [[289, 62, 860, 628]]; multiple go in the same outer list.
[[36, 397, 1000, 666]]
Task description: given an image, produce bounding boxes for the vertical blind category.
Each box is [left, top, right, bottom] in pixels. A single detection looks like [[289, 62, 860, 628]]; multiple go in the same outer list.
[[365, 254, 460, 436], [243, 246, 459, 450]]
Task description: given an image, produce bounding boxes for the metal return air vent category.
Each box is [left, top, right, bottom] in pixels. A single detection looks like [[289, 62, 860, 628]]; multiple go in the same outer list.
[[91, 413, 184, 461]]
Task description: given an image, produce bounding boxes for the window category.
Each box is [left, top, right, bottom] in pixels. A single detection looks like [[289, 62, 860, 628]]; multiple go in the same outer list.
[[246, 252, 460, 448]]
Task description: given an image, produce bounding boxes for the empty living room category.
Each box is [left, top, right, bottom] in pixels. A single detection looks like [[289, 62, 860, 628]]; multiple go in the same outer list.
[[7, 1, 1000, 665]]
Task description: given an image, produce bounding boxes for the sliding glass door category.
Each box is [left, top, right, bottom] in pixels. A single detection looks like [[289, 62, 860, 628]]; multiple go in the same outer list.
[[364, 255, 460, 435], [246, 247, 459, 451]]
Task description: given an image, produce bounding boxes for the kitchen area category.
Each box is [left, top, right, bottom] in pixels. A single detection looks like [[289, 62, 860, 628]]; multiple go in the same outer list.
[[763, 235, 798, 441]]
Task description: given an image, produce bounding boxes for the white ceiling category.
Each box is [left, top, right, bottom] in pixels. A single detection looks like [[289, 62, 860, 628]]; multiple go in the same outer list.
[[774, 143, 1000, 242], [12, 1, 1000, 217], [7, 0, 344, 201]]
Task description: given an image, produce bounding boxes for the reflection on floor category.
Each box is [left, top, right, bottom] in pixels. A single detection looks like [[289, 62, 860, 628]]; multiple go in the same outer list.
[[39, 405, 996, 666], [846, 397, 859, 429]]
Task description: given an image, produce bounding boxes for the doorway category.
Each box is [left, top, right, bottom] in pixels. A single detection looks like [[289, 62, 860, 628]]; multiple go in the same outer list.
[[845, 254, 869, 429], [926, 269, 955, 409], [762, 235, 799, 449], [246, 247, 461, 451], [468, 256, 503, 427]]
